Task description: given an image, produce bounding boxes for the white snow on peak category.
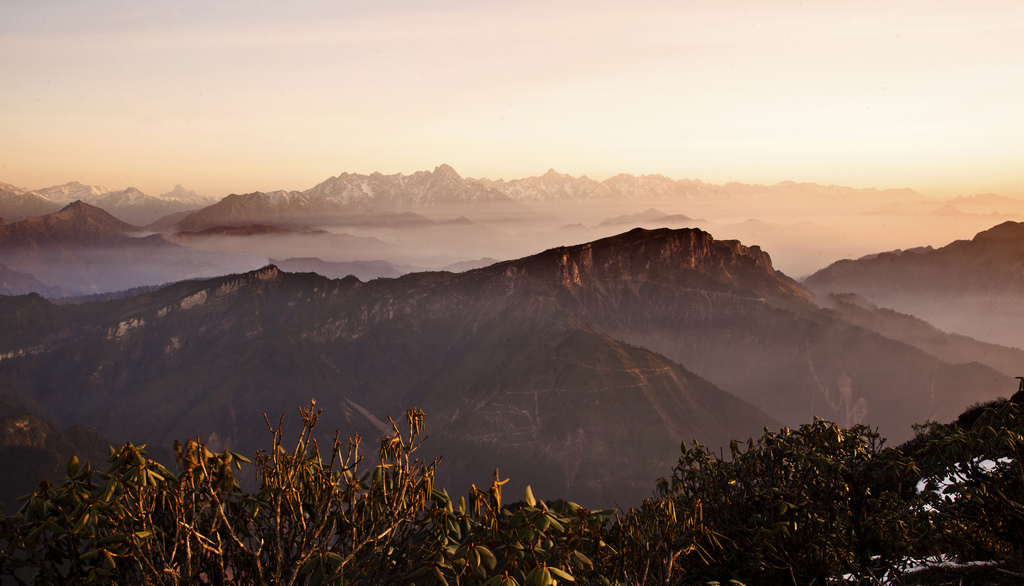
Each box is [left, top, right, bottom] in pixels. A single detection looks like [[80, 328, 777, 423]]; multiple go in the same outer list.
[[35, 181, 114, 205]]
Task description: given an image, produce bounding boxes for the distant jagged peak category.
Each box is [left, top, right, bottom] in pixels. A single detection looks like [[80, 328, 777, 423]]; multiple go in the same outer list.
[[157, 184, 210, 203], [0, 181, 29, 194], [426, 164, 464, 189], [432, 163, 461, 179], [541, 168, 571, 179]]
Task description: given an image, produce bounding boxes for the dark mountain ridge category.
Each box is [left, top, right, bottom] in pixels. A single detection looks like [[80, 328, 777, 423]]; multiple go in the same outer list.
[[0, 227, 1011, 504], [803, 221, 1024, 348]]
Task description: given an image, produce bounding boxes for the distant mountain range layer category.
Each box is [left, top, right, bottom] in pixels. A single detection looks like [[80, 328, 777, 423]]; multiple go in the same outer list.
[[165, 166, 948, 231], [0, 227, 1010, 505], [1, 165, 948, 230], [805, 221, 1024, 348]]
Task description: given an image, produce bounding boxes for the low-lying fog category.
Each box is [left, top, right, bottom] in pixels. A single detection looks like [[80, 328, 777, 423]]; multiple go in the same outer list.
[[173, 196, 1016, 282], [170, 205, 1015, 282]]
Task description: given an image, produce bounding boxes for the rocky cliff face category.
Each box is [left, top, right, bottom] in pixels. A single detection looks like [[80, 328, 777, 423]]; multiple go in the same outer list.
[[515, 227, 791, 294]]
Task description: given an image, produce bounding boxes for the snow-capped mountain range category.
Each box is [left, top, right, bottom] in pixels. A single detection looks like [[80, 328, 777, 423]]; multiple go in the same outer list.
[[305, 165, 733, 206], [174, 164, 747, 230], [3, 164, 942, 231]]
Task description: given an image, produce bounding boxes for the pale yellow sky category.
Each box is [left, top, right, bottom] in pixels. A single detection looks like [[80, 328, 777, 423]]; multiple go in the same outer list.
[[2, 0, 1023, 198]]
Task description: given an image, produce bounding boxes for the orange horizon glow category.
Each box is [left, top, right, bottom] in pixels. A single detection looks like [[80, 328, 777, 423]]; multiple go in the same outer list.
[[2, 0, 1023, 200]]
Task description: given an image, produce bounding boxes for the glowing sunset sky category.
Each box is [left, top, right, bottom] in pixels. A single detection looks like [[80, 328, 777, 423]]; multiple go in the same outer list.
[[2, 0, 1023, 198]]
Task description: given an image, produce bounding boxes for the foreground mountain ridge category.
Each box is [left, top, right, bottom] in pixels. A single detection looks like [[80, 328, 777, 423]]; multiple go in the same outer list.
[[0, 226, 1010, 504], [0, 262, 776, 504]]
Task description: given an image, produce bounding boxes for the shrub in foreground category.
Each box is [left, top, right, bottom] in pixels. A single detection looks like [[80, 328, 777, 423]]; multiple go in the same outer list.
[[2, 398, 1023, 584]]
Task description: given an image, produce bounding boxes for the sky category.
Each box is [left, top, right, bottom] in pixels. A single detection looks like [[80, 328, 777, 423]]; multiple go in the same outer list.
[[2, 0, 1023, 199]]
